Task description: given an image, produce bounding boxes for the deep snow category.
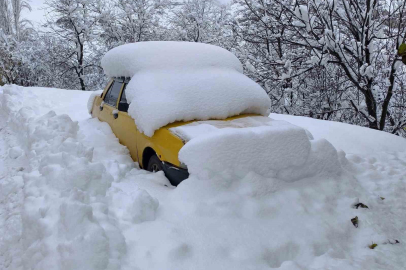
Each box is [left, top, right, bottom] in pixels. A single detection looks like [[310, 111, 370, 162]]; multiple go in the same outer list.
[[1, 85, 406, 270]]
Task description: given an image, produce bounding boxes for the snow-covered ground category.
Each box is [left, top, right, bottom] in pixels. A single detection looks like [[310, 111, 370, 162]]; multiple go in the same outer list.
[[1, 85, 406, 270]]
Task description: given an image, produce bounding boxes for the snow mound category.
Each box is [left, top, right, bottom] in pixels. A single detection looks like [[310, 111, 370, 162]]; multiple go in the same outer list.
[[8, 146, 23, 159], [101, 42, 271, 136], [177, 116, 342, 180], [127, 189, 159, 224]]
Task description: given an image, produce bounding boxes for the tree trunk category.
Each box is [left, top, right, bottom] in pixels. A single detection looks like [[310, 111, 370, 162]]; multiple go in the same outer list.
[[78, 42, 85, 91], [363, 85, 379, 129]]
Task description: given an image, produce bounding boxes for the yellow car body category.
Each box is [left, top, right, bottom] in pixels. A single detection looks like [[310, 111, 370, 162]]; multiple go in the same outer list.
[[91, 78, 259, 185]]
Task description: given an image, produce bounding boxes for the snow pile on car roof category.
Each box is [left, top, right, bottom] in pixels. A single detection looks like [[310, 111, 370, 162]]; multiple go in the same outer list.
[[101, 42, 243, 76], [101, 42, 271, 136]]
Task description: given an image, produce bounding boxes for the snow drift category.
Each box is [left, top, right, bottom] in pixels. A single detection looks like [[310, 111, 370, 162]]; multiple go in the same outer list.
[[101, 42, 271, 136], [0, 85, 127, 270]]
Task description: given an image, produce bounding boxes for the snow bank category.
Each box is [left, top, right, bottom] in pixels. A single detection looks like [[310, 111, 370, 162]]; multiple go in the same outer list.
[[26, 86, 93, 121], [270, 113, 406, 154], [101, 42, 271, 136], [0, 85, 126, 270], [3, 85, 406, 270]]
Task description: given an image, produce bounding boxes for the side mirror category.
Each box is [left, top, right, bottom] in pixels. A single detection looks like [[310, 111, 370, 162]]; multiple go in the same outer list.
[[118, 102, 129, 112]]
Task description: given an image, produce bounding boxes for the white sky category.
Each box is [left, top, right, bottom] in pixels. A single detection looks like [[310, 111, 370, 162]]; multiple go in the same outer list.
[[22, 0, 47, 27], [21, 0, 231, 28]]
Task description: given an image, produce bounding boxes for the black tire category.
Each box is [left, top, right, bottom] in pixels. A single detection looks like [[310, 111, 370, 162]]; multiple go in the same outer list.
[[147, 154, 163, 172]]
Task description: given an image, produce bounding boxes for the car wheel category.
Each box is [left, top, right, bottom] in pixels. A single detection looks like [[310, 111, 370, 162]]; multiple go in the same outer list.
[[147, 154, 163, 172]]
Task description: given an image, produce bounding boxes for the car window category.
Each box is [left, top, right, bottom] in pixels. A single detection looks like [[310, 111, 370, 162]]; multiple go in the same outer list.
[[118, 83, 129, 112], [120, 84, 128, 104], [104, 80, 123, 107]]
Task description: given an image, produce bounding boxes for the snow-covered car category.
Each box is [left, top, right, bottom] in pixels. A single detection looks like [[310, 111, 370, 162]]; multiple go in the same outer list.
[[88, 42, 271, 186]]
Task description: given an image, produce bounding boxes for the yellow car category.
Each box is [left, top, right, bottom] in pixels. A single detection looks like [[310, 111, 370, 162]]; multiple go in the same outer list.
[[90, 76, 259, 186]]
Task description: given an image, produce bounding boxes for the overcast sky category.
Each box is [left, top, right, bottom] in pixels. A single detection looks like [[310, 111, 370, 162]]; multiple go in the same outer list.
[[23, 0, 46, 26], [22, 0, 230, 27]]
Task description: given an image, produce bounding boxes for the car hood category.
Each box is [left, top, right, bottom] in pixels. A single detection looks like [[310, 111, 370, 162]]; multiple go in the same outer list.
[[169, 115, 311, 143]]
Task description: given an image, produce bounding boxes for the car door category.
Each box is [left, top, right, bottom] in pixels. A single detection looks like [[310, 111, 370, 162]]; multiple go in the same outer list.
[[99, 79, 123, 135], [113, 81, 140, 163], [92, 81, 113, 119]]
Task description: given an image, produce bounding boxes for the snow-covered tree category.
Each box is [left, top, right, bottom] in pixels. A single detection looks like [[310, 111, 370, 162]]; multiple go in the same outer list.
[[98, 0, 169, 49], [168, 0, 234, 48], [0, 0, 32, 84], [10, 0, 32, 40], [233, 0, 406, 135], [44, 0, 104, 90], [0, 0, 13, 35], [287, 0, 406, 133], [0, 31, 21, 84], [0, 0, 31, 38]]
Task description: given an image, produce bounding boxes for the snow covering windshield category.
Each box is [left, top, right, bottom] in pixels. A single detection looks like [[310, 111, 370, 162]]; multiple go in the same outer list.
[[101, 42, 271, 136]]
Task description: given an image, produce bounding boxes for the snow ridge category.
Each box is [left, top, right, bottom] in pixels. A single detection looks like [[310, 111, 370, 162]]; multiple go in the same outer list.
[[0, 85, 125, 270]]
